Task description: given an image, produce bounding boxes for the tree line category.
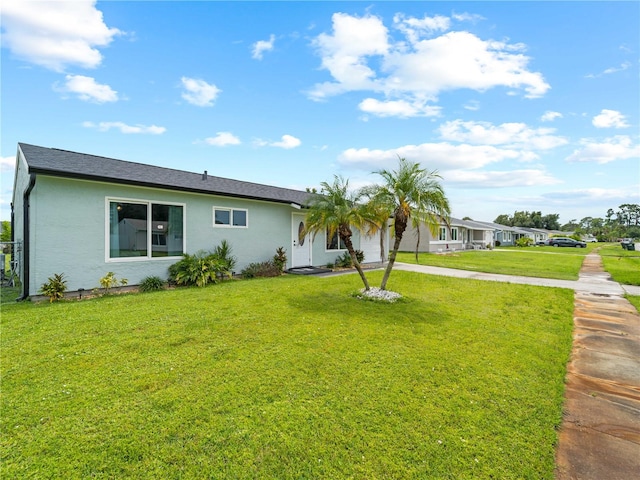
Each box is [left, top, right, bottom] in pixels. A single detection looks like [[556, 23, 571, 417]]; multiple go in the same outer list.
[[494, 204, 640, 240]]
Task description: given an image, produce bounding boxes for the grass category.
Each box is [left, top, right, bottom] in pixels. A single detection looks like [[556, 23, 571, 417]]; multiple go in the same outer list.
[[598, 243, 640, 286], [1, 271, 574, 479], [395, 247, 589, 280]]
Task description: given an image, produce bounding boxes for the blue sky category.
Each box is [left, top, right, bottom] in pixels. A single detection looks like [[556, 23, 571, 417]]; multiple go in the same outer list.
[[2, 1, 639, 224]]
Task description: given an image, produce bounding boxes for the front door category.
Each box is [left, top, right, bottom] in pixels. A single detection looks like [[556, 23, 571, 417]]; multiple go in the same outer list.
[[291, 213, 311, 267]]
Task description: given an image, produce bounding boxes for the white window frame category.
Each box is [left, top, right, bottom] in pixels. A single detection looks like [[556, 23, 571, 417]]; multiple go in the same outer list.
[[105, 197, 186, 263], [213, 207, 248, 228], [325, 228, 347, 251], [451, 227, 458, 241], [438, 226, 447, 241]]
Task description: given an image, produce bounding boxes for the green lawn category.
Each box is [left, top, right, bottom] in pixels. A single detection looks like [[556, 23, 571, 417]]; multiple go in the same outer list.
[[1, 271, 574, 479], [598, 243, 640, 286], [396, 248, 587, 280]]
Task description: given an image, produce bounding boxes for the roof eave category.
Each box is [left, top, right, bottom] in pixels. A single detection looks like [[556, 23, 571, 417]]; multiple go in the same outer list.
[[29, 168, 307, 207]]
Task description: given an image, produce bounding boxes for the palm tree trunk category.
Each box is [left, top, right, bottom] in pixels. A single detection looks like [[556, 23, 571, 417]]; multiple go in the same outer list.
[[341, 233, 370, 291], [380, 233, 403, 290]]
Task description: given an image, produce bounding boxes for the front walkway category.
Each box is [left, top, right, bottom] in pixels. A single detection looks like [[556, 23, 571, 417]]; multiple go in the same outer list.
[[554, 254, 640, 479]]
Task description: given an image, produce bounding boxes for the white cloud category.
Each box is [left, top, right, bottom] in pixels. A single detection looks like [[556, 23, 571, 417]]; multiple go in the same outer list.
[[592, 109, 629, 128], [358, 97, 441, 117], [541, 111, 562, 122], [309, 12, 549, 115], [566, 135, 640, 164], [1, 0, 122, 71], [204, 132, 241, 146], [339, 142, 537, 172], [252, 34, 275, 60], [310, 13, 390, 99], [56, 74, 118, 103], [180, 77, 221, 107], [444, 169, 562, 187], [543, 186, 639, 202], [438, 120, 568, 150], [254, 135, 301, 149], [83, 121, 166, 134], [451, 12, 485, 23], [393, 13, 451, 42], [1, 156, 16, 172], [271, 135, 301, 149], [585, 61, 631, 78], [463, 100, 480, 111]]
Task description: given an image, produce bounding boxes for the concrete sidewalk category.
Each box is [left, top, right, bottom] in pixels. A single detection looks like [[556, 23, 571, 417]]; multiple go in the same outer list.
[[393, 262, 640, 296]]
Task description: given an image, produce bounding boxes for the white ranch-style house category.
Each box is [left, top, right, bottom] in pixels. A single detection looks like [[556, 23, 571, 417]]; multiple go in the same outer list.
[[11, 143, 387, 299]]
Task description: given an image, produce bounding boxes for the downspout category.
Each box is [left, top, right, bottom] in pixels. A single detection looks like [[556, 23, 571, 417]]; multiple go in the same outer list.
[[17, 173, 36, 301]]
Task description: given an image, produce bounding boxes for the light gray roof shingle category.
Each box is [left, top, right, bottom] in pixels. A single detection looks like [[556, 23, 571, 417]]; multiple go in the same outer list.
[[19, 143, 313, 206]]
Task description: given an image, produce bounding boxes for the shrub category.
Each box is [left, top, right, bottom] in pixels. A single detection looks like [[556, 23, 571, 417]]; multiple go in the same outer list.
[[169, 252, 227, 287], [40, 273, 67, 302], [241, 261, 282, 279], [515, 237, 534, 247], [212, 239, 237, 277], [335, 250, 364, 268], [99, 272, 128, 295], [273, 247, 287, 273], [495, 240, 501, 247], [139, 276, 165, 292], [168, 241, 236, 287]]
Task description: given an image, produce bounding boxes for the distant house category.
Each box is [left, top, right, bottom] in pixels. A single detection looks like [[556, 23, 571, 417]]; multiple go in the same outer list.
[[12, 143, 386, 298], [470, 221, 528, 247], [397, 217, 494, 253], [519, 227, 550, 244]]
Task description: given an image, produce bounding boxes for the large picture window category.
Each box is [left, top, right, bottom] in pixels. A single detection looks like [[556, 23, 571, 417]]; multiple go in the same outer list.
[[214, 207, 247, 227], [108, 200, 184, 259]]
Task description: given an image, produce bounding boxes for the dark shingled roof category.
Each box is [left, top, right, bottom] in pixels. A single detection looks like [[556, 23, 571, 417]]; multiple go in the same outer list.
[[19, 143, 313, 207]]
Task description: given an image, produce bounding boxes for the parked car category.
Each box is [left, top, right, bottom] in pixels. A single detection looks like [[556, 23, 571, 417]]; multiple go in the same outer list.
[[545, 237, 587, 248]]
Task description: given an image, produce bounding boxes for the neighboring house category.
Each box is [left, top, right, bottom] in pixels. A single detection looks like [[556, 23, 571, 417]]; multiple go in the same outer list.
[[518, 227, 549, 244], [397, 217, 494, 253], [471, 221, 528, 246], [12, 143, 386, 298]]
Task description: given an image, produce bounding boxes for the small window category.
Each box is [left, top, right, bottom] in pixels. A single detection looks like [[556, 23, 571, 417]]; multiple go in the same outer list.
[[451, 228, 458, 241], [214, 209, 230, 225], [326, 229, 346, 250], [214, 207, 247, 227], [438, 227, 447, 241]]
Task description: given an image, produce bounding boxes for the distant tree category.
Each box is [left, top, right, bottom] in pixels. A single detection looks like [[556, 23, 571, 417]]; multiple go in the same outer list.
[[494, 214, 512, 226], [462, 216, 473, 221], [617, 203, 640, 226], [541, 214, 560, 230], [512, 211, 535, 228], [561, 219, 579, 231], [0, 221, 10, 243], [494, 211, 559, 230]]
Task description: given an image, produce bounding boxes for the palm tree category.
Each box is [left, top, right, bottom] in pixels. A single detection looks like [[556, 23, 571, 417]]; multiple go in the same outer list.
[[305, 176, 376, 291], [362, 157, 451, 290]]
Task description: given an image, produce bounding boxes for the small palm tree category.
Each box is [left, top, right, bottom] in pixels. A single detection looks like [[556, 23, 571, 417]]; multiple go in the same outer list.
[[305, 176, 376, 291], [363, 157, 451, 290]]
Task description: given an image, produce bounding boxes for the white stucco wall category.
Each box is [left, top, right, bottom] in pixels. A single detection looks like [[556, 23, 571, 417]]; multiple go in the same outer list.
[[23, 175, 381, 294]]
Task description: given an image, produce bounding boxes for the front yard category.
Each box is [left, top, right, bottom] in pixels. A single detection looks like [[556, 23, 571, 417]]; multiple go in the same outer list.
[[396, 243, 640, 285], [1, 271, 574, 479], [395, 248, 587, 280]]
